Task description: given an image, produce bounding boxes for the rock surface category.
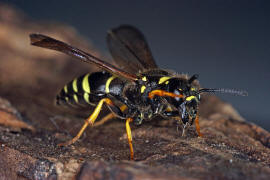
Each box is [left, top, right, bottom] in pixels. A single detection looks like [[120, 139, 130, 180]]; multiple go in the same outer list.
[[0, 3, 269, 180]]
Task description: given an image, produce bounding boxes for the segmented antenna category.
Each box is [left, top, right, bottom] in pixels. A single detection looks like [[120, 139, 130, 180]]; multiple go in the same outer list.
[[199, 88, 248, 96]]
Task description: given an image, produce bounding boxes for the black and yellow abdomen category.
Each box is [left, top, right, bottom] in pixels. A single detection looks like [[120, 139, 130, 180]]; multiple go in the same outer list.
[[56, 71, 125, 107]]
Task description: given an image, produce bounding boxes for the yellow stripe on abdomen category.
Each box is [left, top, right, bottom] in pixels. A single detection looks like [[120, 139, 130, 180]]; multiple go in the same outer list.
[[105, 76, 116, 93], [64, 85, 68, 93], [83, 92, 90, 104], [72, 78, 78, 93], [82, 74, 91, 93], [73, 94, 79, 103]]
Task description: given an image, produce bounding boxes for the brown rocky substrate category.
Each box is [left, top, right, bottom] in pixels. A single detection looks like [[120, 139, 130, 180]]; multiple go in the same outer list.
[[0, 3, 269, 180]]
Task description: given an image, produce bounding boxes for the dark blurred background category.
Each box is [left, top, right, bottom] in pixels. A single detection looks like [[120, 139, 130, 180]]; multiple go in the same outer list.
[[2, 0, 270, 130]]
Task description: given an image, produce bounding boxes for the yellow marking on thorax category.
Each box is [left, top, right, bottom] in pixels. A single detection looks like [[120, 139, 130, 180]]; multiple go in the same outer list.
[[82, 74, 90, 93], [191, 87, 196, 91], [73, 94, 79, 103], [106, 76, 116, 93], [141, 85, 146, 93], [72, 78, 78, 93], [186, 95, 196, 101], [140, 76, 147, 93], [158, 76, 171, 84]]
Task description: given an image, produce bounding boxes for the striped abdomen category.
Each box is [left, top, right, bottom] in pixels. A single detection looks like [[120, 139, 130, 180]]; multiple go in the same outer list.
[[56, 71, 125, 107]]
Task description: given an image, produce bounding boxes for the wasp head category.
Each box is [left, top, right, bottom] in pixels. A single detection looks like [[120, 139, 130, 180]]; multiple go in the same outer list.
[[167, 74, 200, 129], [178, 90, 200, 131], [166, 74, 247, 135]]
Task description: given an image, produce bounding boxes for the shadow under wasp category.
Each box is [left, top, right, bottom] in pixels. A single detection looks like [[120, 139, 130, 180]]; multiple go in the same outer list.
[[29, 25, 247, 160]]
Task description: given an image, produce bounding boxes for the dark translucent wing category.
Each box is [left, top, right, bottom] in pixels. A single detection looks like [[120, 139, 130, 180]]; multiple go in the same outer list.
[[29, 34, 138, 81], [107, 25, 158, 74]]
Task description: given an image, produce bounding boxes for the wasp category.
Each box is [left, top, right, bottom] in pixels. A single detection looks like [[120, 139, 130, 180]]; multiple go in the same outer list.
[[29, 25, 247, 160]]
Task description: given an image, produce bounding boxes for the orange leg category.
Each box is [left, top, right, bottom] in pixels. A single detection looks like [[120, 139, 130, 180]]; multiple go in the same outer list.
[[93, 105, 127, 127], [195, 115, 203, 137], [148, 90, 184, 99], [125, 117, 134, 160], [58, 98, 115, 146]]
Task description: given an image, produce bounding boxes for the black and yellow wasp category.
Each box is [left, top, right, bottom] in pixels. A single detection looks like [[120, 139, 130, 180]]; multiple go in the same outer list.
[[30, 25, 247, 160]]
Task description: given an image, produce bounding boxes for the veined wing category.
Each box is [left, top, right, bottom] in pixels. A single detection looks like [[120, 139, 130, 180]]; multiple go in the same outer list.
[[107, 25, 158, 74], [30, 34, 138, 81]]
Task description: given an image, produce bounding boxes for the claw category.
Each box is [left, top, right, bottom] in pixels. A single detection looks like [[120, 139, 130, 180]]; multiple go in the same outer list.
[[181, 122, 190, 137]]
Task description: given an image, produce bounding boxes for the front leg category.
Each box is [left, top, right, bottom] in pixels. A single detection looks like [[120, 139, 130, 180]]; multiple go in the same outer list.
[[162, 110, 179, 117]]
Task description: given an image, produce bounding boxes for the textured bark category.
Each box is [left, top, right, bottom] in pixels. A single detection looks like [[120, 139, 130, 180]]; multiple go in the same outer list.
[[0, 3, 269, 180]]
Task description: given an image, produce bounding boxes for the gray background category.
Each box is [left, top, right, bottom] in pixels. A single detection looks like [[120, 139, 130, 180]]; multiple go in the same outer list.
[[3, 0, 270, 130]]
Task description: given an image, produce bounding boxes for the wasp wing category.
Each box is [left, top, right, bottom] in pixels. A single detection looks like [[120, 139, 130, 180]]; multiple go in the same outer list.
[[30, 34, 138, 81], [107, 25, 158, 74]]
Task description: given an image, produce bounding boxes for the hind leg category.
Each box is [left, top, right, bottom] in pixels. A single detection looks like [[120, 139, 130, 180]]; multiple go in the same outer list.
[[58, 98, 125, 146], [93, 105, 127, 127]]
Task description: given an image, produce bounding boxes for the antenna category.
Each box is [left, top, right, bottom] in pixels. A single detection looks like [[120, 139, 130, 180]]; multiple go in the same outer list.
[[199, 88, 248, 96]]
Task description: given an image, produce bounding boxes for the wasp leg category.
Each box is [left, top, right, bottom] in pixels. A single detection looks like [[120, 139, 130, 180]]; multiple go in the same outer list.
[[58, 98, 123, 146], [181, 122, 190, 137], [148, 90, 184, 99], [125, 117, 134, 160], [163, 111, 203, 137], [162, 110, 179, 117], [94, 105, 127, 127], [195, 115, 203, 137]]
